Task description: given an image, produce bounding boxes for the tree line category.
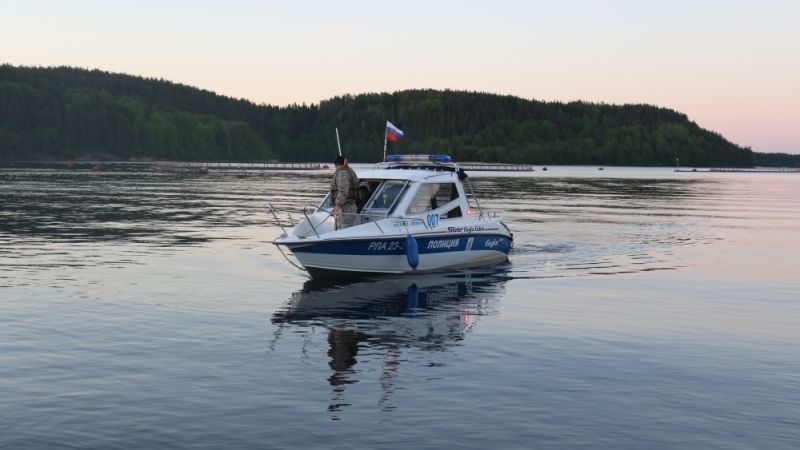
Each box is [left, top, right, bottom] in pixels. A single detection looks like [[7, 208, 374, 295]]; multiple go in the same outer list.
[[0, 64, 775, 167], [752, 152, 800, 168]]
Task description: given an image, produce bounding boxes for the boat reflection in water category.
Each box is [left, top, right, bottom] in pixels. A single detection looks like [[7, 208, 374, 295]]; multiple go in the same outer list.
[[271, 267, 511, 417]]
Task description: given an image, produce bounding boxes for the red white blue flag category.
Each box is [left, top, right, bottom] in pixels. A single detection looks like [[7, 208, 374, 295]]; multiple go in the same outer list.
[[386, 121, 404, 143]]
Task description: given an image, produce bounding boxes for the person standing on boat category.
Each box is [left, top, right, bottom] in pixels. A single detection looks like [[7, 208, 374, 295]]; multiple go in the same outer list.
[[331, 156, 359, 229]]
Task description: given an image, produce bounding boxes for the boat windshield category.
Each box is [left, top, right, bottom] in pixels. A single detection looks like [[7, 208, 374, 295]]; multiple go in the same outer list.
[[363, 180, 408, 215], [318, 192, 332, 210]]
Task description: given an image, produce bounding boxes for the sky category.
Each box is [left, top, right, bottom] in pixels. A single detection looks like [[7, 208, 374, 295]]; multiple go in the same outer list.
[[2, 0, 798, 153]]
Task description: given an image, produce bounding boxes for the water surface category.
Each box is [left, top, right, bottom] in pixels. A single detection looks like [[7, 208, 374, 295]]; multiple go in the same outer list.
[[1, 165, 798, 449]]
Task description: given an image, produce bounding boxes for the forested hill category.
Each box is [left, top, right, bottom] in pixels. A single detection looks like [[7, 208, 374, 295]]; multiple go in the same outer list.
[[1, 64, 758, 167]]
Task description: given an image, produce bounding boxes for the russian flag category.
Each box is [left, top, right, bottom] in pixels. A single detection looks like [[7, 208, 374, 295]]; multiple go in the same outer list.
[[386, 121, 404, 143]]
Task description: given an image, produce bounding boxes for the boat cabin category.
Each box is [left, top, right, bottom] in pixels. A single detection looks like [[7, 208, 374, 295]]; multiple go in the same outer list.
[[321, 155, 481, 228]]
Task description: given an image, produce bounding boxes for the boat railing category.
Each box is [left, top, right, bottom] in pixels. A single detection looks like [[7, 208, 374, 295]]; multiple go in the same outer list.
[[318, 209, 430, 235], [266, 202, 290, 235], [267, 203, 429, 238]]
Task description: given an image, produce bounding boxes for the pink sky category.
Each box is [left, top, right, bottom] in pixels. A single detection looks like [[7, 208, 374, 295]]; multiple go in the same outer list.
[[2, 0, 798, 153]]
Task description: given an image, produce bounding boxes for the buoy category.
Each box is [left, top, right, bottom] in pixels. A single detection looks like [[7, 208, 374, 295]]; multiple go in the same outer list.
[[542, 166, 547, 171], [405, 234, 419, 270]]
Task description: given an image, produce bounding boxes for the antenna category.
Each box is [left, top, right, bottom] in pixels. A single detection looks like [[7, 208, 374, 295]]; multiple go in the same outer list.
[[335, 128, 342, 157]]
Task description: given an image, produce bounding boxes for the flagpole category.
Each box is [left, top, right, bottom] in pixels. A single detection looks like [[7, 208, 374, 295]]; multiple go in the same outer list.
[[383, 121, 388, 162]]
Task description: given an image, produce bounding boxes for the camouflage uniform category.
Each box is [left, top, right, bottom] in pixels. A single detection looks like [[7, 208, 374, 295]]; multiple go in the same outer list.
[[331, 165, 359, 229]]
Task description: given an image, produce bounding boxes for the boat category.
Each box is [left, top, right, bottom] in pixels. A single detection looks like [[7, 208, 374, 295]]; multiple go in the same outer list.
[[270, 154, 513, 278]]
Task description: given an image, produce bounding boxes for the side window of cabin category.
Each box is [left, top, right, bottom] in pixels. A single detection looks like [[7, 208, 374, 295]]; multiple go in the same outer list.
[[434, 183, 459, 209], [364, 180, 407, 213], [445, 205, 463, 218], [407, 183, 461, 216], [407, 184, 438, 214]]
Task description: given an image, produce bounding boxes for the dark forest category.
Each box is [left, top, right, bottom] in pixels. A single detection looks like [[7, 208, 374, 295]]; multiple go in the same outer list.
[[3, 65, 792, 167]]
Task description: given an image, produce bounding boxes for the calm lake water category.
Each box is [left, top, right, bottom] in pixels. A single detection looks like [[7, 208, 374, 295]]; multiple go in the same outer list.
[[1, 164, 798, 449]]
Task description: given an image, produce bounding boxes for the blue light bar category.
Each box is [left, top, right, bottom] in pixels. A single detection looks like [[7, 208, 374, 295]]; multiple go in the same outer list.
[[384, 154, 452, 163]]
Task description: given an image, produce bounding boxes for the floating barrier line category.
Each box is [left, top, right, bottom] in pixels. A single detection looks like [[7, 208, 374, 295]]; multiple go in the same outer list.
[[152, 161, 534, 172], [153, 161, 326, 171], [459, 163, 534, 172]]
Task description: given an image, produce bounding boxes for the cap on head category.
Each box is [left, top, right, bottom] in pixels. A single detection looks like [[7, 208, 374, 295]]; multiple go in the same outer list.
[[334, 156, 345, 166]]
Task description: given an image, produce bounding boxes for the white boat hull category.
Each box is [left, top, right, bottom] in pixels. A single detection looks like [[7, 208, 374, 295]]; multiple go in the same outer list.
[[269, 156, 515, 278], [281, 233, 512, 277]]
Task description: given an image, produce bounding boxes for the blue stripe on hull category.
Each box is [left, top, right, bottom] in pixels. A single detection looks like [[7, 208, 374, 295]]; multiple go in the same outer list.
[[289, 235, 511, 255]]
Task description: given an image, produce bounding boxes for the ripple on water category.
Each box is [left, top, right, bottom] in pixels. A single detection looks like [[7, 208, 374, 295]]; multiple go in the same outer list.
[[2, 165, 799, 448]]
